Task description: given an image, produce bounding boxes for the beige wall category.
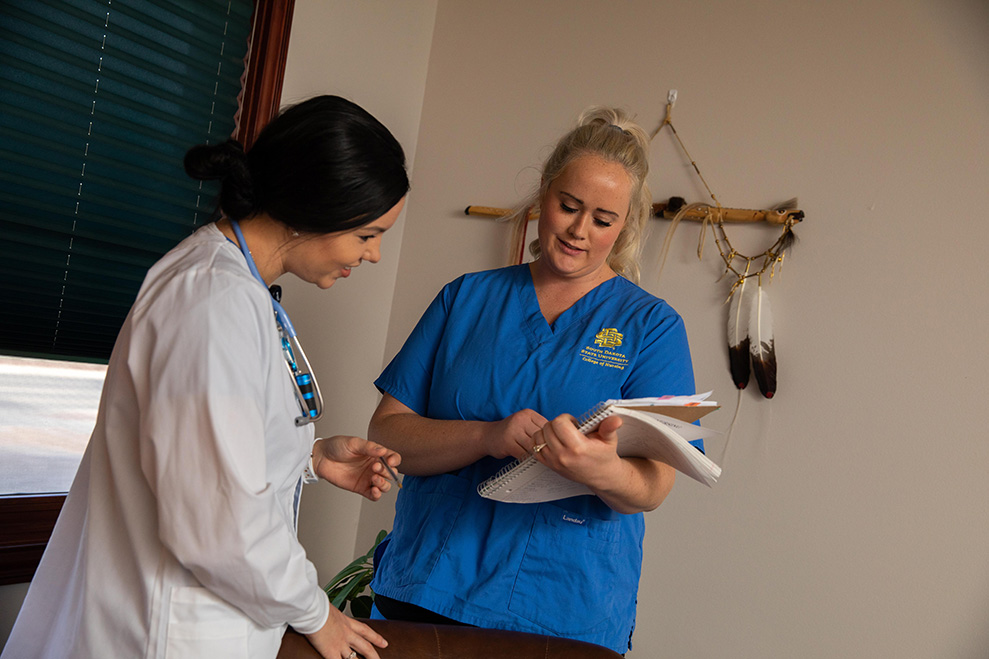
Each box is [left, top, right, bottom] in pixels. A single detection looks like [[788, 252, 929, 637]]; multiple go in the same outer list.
[[4, 0, 988, 656]]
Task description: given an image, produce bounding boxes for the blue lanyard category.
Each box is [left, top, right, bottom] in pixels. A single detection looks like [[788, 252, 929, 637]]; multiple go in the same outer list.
[[228, 219, 322, 425], [229, 219, 298, 339]]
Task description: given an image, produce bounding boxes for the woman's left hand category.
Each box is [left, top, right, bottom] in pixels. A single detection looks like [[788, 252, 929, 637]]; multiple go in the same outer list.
[[311, 436, 401, 500], [530, 414, 675, 514], [530, 414, 624, 490]]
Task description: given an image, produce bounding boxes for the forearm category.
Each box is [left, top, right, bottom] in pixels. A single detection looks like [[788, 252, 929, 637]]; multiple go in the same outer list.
[[587, 457, 676, 514], [368, 408, 493, 476]]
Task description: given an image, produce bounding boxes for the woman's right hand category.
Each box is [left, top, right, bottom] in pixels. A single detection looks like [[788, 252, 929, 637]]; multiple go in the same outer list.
[[485, 408, 548, 462], [305, 606, 387, 659]]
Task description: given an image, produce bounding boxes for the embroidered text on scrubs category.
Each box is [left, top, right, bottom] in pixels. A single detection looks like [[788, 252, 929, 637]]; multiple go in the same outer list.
[[580, 346, 629, 370]]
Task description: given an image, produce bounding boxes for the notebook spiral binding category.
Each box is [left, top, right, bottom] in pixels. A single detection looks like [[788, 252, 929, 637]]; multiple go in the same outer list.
[[575, 402, 612, 431], [477, 456, 543, 495]]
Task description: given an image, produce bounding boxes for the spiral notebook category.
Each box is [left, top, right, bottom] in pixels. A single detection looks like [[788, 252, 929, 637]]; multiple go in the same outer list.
[[477, 393, 722, 504]]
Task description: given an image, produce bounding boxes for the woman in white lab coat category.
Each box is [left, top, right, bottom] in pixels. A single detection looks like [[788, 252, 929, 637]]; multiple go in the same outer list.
[[2, 96, 408, 659]]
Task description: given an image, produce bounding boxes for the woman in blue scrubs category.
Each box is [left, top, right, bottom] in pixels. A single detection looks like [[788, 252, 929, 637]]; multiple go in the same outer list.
[[367, 107, 696, 655]]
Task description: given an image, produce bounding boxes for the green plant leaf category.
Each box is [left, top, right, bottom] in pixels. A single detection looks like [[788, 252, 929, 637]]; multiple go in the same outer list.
[[322, 530, 389, 611], [324, 575, 356, 600], [372, 529, 387, 550], [356, 572, 373, 588], [326, 558, 369, 584], [331, 570, 371, 610], [323, 562, 371, 595]]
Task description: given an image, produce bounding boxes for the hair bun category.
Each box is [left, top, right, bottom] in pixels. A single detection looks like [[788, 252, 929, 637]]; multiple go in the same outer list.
[[576, 107, 650, 155], [183, 139, 244, 179], [183, 139, 255, 219]]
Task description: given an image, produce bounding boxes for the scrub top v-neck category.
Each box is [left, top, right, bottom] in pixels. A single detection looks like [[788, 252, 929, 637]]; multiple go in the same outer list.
[[515, 263, 624, 344]]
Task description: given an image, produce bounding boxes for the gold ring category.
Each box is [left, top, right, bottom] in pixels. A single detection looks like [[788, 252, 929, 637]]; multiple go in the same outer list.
[[533, 443, 547, 454]]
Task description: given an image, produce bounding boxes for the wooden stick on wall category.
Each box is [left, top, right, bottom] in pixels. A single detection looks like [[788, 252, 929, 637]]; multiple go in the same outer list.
[[465, 198, 804, 225]]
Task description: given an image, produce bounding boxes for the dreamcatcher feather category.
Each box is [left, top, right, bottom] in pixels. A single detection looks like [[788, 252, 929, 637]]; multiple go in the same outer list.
[[748, 278, 776, 398], [726, 267, 753, 390]]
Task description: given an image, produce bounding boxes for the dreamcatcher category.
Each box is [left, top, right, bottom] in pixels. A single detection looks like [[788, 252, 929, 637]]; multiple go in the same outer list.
[[651, 90, 803, 401]]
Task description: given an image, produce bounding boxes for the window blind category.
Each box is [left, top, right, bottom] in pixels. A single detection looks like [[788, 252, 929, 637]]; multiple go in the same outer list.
[[0, 0, 253, 361]]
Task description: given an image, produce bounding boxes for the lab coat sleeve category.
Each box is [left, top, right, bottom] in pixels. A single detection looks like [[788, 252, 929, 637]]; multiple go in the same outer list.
[[131, 265, 328, 634]]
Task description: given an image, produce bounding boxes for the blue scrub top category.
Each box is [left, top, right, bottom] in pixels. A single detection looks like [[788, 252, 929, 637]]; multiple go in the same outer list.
[[372, 265, 695, 654]]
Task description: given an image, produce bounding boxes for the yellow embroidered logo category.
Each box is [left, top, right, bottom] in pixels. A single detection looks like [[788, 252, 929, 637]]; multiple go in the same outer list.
[[581, 328, 629, 370], [594, 328, 623, 348]]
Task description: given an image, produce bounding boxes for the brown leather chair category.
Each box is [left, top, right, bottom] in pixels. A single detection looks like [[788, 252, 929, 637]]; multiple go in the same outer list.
[[277, 620, 623, 658]]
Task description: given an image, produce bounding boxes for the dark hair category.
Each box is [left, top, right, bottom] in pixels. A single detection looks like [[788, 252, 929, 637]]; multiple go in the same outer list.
[[184, 95, 408, 233]]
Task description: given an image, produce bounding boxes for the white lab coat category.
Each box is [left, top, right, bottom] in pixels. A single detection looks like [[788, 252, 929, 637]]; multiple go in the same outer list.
[[2, 224, 329, 659]]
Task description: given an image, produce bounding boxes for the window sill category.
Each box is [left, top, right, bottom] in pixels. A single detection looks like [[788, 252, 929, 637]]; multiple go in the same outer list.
[[0, 495, 64, 585]]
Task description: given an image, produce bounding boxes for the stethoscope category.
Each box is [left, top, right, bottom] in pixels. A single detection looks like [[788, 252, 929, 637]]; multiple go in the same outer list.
[[229, 219, 324, 426]]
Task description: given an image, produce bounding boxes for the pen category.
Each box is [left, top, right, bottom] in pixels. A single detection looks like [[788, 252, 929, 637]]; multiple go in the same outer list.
[[379, 456, 402, 488]]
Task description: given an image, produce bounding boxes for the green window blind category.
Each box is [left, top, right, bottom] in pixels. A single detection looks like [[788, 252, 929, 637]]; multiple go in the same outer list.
[[0, 0, 253, 361]]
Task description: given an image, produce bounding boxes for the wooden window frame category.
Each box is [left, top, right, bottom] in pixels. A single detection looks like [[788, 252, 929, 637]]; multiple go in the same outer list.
[[0, 0, 295, 587]]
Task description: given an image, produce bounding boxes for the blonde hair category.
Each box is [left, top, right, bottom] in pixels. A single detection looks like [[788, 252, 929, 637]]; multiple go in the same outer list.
[[508, 106, 651, 283]]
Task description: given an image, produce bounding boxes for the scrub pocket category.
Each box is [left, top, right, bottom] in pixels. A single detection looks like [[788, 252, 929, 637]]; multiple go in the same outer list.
[[508, 503, 639, 637], [165, 586, 249, 659], [385, 473, 468, 588]]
